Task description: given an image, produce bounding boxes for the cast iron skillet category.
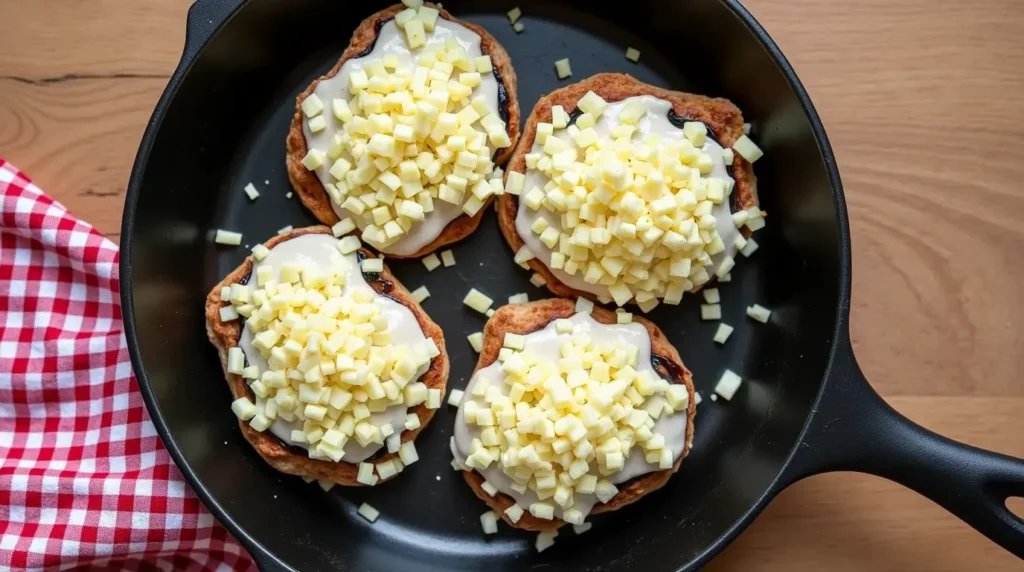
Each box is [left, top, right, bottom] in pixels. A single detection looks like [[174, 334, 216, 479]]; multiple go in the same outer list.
[[121, 0, 1024, 569]]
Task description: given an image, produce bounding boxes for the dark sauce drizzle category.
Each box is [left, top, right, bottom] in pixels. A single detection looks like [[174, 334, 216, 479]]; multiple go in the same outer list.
[[234, 250, 403, 459], [347, 16, 511, 157], [650, 354, 686, 385]]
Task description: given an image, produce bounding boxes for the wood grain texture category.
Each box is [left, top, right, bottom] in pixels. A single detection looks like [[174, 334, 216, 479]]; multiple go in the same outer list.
[[1, 0, 1020, 568]]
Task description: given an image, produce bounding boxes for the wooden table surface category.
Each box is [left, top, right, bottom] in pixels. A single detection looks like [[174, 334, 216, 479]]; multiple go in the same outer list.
[[2, 0, 1022, 569]]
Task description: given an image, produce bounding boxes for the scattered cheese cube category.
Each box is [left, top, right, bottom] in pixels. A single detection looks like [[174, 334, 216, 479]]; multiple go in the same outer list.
[[422, 253, 442, 271], [243, 183, 260, 201], [480, 511, 499, 534], [536, 531, 556, 552], [463, 288, 493, 314], [713, 323, 734, 344], [715, 369, 743, 400], [746, 304, 772, 323], [448, 389, 465, 407], [441, 250, 456, 267], [357, 502, 380, 522], [214, 230, 243, 246], [700, 304, 721, 321], [702, 288, 720, 304], [468, 332, 484, 353], [251, 244, 270, 261], [573, 522, 592, 535], [740, 237, 760, 257], [507, 7, 522, 22], [625, 47, 641, 62], [411, 286, 430, 303], [554, 58, 572, 80]]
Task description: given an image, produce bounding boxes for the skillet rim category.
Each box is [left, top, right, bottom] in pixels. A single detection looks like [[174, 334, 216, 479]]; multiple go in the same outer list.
[[118, 1, 850, 569]]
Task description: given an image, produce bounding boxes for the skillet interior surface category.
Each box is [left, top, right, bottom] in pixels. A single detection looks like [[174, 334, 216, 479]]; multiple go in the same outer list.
[[123, 0, 843, 569]]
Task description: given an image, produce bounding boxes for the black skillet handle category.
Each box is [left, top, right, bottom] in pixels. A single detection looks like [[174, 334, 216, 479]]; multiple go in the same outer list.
[[183, 0, 244, 62], [784, 330, 1024, 557]]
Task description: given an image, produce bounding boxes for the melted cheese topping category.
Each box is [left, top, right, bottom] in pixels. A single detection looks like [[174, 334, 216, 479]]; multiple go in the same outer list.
[[235, 234, 431, 464], [303, 17, 503, 256], [452, 311, 690, 521]]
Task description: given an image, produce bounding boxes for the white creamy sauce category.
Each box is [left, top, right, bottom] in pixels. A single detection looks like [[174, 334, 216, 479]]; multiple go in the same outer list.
[[516, 96, 740, 298], [451, 312, 689, 520], [303, 18, 501, 256], [237, 234, 429, 463]]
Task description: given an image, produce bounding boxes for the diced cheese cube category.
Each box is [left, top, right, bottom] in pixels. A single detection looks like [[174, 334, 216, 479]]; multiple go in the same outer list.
[[741, 237, 760, 257], [504, 503, 525, 523], [732, 134, 763, 162], [357, 502, 380, 522], [463, 288, 493, 314], [447, 389, 465, 408], [594, 479, 618, 503], [418, 6, 440, 31], [508, 292, 529, 304], [332, 98, 353, 122], [301, 148, 326, 171], [231, 397, 257, 421], [480, 511, 499, 534], [700, 304, 721, 321], [422, 253, 442, 271], [715, 369, 743, 400], [403, 18, 426, 48], [441, 250, 456, 267], [301, 94, 324, 117], [361, 258, 384, 273], [410, 285, 430, 303], [336, 235, 361, 254], [535, 530, 556, 552], [356, 462, 378, 486], [577, 91, 607, 117], [308, 115, 327, 133], [625, 47, 641, 62], [575, 297, 594, 315], [713, 323, 734, 344], [554, 58, 572, 79], [467, 332, 484, 353], [529, 502, 555, 520], [398, 440, 419, 465], [746, 303, 772, 323]]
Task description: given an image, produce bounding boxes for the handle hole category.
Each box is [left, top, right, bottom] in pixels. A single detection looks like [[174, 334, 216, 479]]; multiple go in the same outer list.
[[1006, 497, 1024, 522]]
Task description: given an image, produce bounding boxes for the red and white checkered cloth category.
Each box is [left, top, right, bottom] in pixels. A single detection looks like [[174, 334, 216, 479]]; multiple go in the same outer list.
[[0, 160, 256, 571]]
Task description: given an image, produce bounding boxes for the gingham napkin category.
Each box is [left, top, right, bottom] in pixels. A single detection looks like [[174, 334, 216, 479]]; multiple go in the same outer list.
[[0, 160, 255, 571]]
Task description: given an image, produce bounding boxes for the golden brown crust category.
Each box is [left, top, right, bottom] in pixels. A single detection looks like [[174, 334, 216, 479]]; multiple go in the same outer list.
[[285, 3, 521, 258], [499, 73, 759, 300], [204, 226, 449, 486], [460, 298, 696, 532]]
